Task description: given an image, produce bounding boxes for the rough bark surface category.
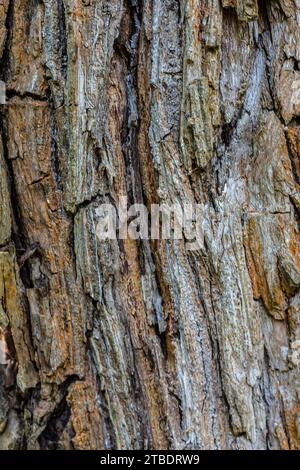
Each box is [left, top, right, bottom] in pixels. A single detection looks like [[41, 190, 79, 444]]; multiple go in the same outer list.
[[0, 0, 300, 450]]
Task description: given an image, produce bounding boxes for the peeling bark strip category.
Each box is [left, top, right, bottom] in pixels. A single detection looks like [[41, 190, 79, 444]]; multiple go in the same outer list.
[[0, 0, 299, 451]]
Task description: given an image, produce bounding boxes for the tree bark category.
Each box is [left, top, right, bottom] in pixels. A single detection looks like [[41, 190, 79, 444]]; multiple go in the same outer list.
[[0, 0, 300, 450]]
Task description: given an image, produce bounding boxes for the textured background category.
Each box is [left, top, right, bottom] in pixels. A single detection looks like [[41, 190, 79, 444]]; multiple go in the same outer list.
[[0, 0, 300, 450]]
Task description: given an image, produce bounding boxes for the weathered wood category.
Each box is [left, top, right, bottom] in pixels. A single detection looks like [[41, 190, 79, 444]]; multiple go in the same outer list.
[[0, 0, 300, 450]]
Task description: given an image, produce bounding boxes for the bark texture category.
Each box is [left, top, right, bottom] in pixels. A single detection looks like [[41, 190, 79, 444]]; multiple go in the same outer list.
[[0, 0, 300, 450]]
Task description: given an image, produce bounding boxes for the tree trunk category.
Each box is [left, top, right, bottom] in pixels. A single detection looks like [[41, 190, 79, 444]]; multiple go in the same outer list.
[[0, 0, 300, 450]]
